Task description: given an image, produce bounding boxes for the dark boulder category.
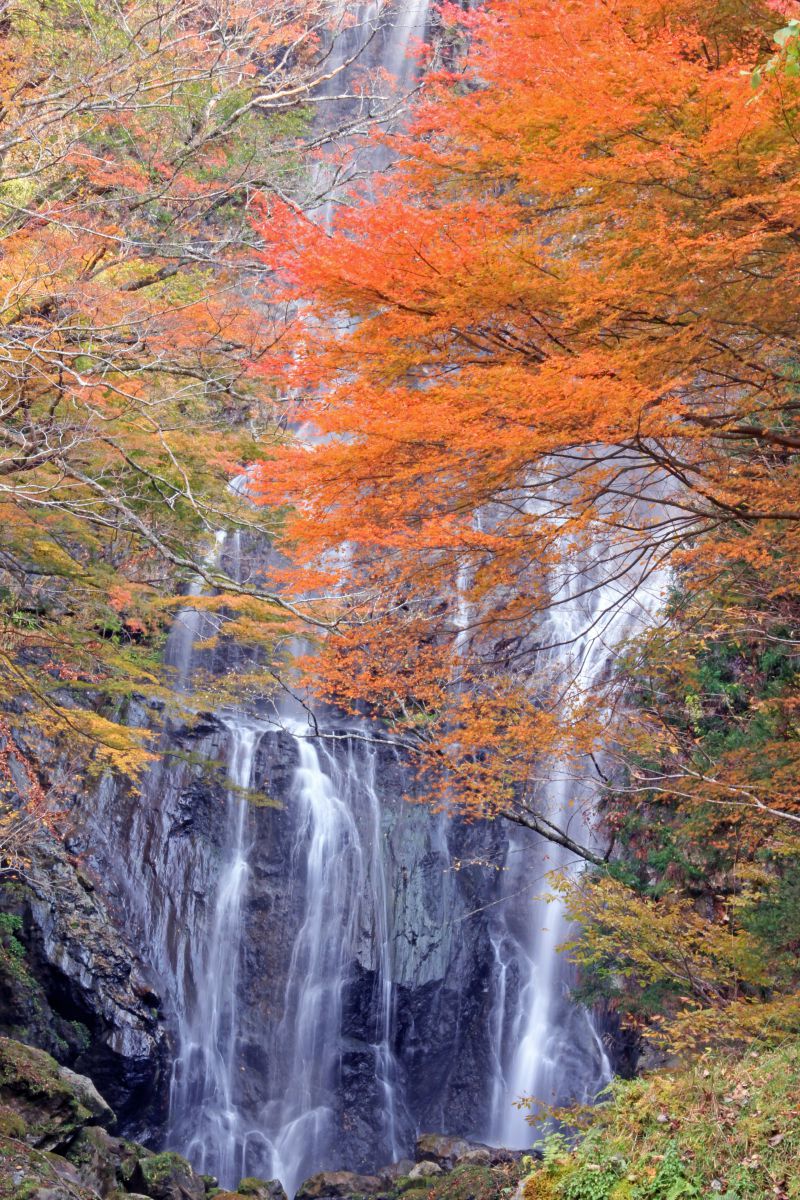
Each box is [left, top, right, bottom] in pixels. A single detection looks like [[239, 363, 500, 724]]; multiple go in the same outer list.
[[0, 1037, 101, 1151], [295, 1171, 384, 1200], [129, 1152, 207, 1200], [238, 1179, 289, 1200]]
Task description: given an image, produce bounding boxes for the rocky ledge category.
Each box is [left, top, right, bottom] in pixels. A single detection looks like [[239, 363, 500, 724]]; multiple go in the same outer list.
[[0, 826, 169, 1141], [292, 1135, 527, 1200], [0, 1036, 529, 1200], [0, 1035, 243, 1200]]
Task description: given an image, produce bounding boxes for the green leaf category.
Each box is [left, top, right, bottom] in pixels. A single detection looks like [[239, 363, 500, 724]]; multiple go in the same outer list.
[[773, 24, 798, 47], [666, 1182, 698, 1200]]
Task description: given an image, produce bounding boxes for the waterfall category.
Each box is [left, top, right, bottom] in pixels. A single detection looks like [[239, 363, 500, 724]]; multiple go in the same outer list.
[[67, 5, 670, 1193], [381, 0, 431, 88], [311, 0, 432, 225], [164, 530, 227, 690], [255, 727, 401, 1197], [484, 522, 665, 1144], [264, 726, 367, 1193], [157, 524, 404, 1191], [169, 718, 261, 1184]]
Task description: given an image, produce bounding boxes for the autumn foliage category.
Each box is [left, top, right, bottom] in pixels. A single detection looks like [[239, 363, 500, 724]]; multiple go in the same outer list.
[[253, 0, 800, 1045], [254, 0, 800, 802], [4, 0, 800, 1057], [0, 0, 364, 763]]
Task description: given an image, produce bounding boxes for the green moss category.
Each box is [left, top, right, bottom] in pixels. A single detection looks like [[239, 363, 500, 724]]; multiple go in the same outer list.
[[116, 1138, 154, 1183], [393, 1166, 520, 1200], [0, 914, 30, 985], [68, 1021, 92, 1053], [0, 1104, 25, 1138], [0, 1037, 91, 1139], [0, 1134, 97, 1200], [135, 1150, 199, 1194], [141, 1151, 190, 1176], [435, 1166, 499, 1200]]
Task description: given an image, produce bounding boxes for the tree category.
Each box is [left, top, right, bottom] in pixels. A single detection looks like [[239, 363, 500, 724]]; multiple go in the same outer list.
[[254, 0, 800, 841], [0, 0, 409, 767], [251, 0, 800, 1051]]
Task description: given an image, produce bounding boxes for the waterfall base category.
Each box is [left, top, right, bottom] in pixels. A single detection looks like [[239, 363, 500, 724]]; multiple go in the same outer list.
[[0, 1037, 534, 1200]]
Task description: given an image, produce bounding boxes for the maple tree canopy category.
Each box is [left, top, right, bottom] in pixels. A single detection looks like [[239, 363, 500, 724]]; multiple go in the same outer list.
[[0, 0, 405, 778], [254, 0, 800, 838]]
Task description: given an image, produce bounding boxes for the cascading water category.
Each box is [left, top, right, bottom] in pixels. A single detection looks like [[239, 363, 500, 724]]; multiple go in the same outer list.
[[484, 523, 665, 1145], [310, 0, 432, 226], [251, 726, 402, 1197], [169, 717, 261, 1184], [68, 6, 670, 1194]]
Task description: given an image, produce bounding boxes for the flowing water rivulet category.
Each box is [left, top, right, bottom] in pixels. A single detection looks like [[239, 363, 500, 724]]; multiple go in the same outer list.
[[68, 6, 661, 1194]]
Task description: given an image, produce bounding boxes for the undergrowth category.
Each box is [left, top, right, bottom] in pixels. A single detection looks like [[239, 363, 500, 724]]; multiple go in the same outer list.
[[522, 1041, 800, 1200]]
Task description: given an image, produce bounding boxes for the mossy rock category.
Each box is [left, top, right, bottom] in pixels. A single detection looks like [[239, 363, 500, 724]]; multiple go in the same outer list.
[[0, 1103, 26, 1139], [0, 1134, 98, 1200], [64, 1126, 136, 1196], [116, 1140, 154, 1186], [237, 1180, 288, 1200], [130, 1151, 205, 1200], [296, 1173, 383, 1200], [394, 1189, 430, 1200], [0, 1038, 93, 1151], [433, 1166, 499, 1200]]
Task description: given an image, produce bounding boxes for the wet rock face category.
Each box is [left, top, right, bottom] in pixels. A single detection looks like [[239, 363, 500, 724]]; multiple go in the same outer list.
[[593, 1004, 641, 1081], [59, 697, 515, 1181], [0, 832, 169, 1141]]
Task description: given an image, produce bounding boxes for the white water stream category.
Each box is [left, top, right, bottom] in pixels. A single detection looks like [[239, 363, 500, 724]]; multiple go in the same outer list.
[[170, 718, 260, 1184], [483, 510, 666, 1144], [256, 726, 401, 1197]]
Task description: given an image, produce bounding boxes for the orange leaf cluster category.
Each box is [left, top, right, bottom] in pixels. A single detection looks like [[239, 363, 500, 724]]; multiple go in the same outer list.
[[254, 0, 800, 828]]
